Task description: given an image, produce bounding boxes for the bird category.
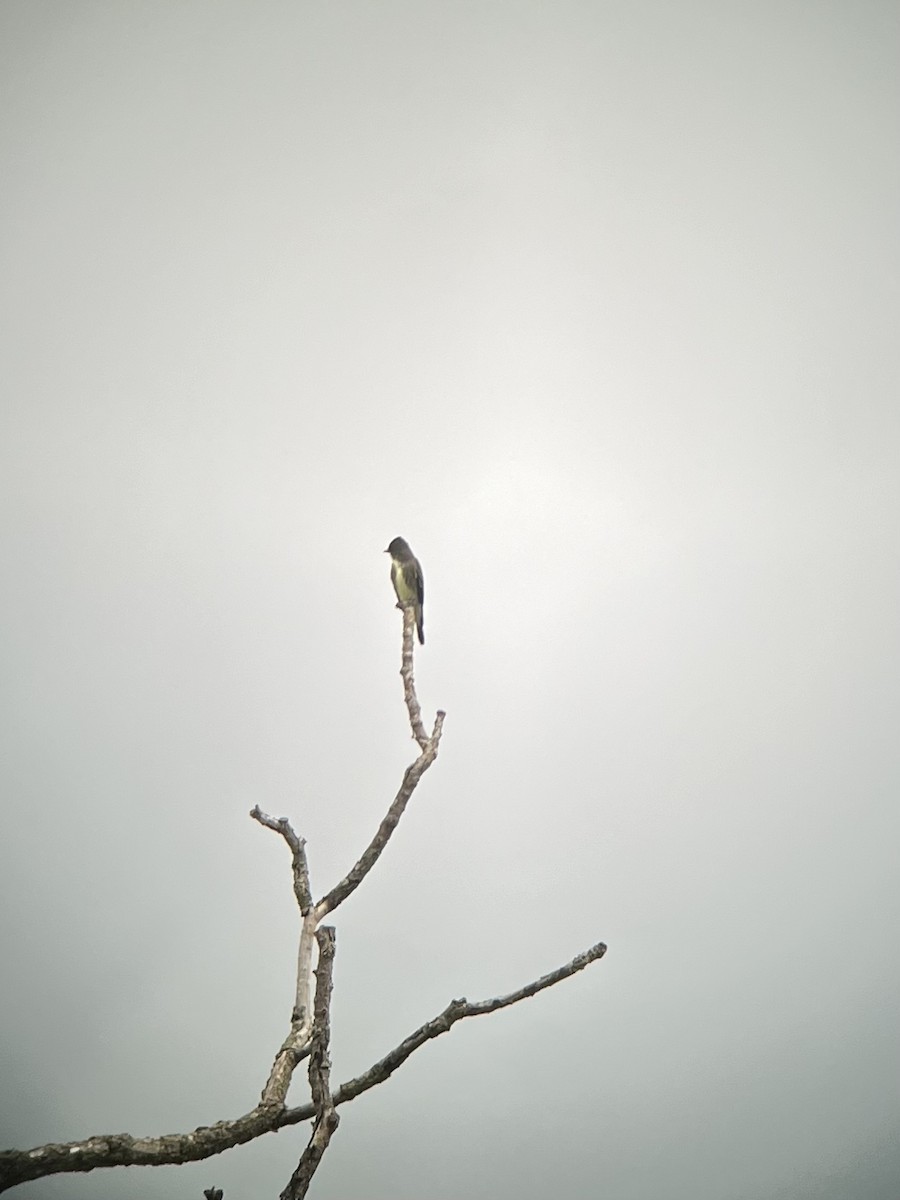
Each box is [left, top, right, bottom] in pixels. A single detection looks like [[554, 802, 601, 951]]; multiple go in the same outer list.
[[385, 536, 425, 645]]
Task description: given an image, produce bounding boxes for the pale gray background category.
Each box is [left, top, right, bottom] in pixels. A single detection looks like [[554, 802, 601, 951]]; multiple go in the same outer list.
[[2, 3, 899, 1199]]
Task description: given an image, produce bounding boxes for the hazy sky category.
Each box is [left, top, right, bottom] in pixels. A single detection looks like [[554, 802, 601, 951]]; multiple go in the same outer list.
[[2, 4, 899, 1198]]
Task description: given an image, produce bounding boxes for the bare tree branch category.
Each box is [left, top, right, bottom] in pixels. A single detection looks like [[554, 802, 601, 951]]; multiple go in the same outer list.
[[250, 810, 318, 1106], [0, 597, 609, 1197], [0, 942, 605, 1192], [315, 713, 444, 921], [315, 614, 444, 920], [278, 927, 340, 1200], [258, 905, 317, 1107], [305, 940, 609, 1112], [399, 606, 430, 748], [250, 807, 313, 915]]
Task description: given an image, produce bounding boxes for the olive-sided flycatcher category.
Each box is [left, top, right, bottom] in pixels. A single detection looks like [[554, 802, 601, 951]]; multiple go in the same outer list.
[[385, 537, 425, 645]]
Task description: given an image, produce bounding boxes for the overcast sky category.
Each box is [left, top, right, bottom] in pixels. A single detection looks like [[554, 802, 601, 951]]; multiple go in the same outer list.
[[2, 3, 899, 1199]]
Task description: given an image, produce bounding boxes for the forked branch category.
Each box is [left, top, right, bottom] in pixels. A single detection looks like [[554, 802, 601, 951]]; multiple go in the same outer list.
[[0, 604, 608, 1198], [278, 927, 339, 1200], [0, 942, 606, 1191]]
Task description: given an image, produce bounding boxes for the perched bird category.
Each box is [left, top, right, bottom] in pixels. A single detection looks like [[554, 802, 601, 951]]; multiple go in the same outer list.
[[385, 536, 425, 645]]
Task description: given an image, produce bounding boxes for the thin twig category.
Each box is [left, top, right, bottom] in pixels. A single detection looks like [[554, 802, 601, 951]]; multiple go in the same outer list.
[[300, 940, 609, 1113], [314, 607, 444, 918], [250, 806, 313, 914], [314, 715, 444, 921], [400, 606, 430, 747]]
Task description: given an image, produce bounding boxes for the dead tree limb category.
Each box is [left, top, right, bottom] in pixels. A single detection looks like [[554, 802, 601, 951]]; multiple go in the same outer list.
[[317, 606, 444, 919], [278, 926, 339, 1200], [0, 598, 607, 1196], [0, 942, 606, 1192]]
